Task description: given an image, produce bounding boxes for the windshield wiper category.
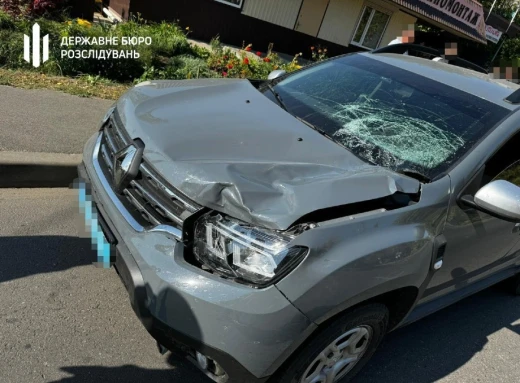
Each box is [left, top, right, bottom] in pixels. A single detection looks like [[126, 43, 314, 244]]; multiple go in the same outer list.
[[295, 116, 364, 155], [266, 84, 289, 112], [396, 169, 431, 183], [293, 116, 337, 141]]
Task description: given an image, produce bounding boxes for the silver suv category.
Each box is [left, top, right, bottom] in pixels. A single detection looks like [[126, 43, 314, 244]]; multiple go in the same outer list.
[[78, 51, 520, 383]]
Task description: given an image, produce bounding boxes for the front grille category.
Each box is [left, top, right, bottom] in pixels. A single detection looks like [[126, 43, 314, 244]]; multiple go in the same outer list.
[[98, 115, 201, 234]]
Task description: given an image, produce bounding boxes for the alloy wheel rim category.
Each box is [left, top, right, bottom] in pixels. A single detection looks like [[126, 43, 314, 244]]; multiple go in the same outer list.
[[300, 325, 373, 383]]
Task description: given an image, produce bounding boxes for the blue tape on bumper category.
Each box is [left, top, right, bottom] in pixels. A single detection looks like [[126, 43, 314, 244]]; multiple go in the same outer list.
[[76, 179, 112, 269]]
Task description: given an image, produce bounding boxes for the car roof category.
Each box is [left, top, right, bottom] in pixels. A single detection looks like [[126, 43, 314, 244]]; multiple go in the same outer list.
[[359, 52, 520, 111]]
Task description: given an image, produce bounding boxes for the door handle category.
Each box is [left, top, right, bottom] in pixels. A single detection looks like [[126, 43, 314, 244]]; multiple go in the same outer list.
[[514, 223, 520, 234]]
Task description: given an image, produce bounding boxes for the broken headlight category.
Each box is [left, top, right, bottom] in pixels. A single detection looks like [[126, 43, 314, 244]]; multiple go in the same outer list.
[[193, 214, 308, 286]]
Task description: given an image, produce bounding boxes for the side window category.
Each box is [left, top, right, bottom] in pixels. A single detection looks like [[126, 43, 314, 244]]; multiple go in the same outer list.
[[493, 160, 520, 186], [351, 6, 391, 49], [482, 131, 520, 187]]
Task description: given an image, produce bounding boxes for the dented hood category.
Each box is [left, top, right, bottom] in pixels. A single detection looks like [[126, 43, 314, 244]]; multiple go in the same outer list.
[[115, 79, 420, 230]]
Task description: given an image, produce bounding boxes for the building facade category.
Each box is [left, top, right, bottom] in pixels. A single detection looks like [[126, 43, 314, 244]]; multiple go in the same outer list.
[[107, 0, 486, 57]]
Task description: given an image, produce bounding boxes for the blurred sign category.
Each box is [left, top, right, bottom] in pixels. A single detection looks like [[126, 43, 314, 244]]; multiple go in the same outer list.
[[419, 0, 486, 39], [485, 24, 503, 43], [420, 0, 483, 27]]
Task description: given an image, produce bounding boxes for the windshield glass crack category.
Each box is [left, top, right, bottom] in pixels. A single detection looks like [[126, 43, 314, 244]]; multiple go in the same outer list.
[[331, 98, 466, 170]]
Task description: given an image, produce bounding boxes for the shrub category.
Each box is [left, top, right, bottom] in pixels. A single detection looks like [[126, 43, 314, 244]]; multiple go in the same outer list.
[[171, 56, 213, 79], [1, 0, 68, 19], [1, 0, 30, 17], [33, 0, 65, 14], [281, 53, 304, 72], [0, 10, 17, 29], [310, 45, 328, 62], [0, 11, 307, 84], [0, 30, 26, 67]]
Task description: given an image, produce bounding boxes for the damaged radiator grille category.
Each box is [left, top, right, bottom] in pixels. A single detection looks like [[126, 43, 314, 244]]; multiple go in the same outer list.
[[98, 117, 201, 232]]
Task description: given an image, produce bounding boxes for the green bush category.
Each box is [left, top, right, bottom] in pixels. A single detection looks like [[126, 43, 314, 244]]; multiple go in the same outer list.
[[0, 10, 301, 84], [0, 13, 201, 81], [0, 30, 26, 67], [0, 10, 17, 29]]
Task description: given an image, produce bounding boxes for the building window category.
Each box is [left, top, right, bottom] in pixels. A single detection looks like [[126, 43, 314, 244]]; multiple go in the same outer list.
[[214, 0, 243, 8], [351, 5, 391, 49]]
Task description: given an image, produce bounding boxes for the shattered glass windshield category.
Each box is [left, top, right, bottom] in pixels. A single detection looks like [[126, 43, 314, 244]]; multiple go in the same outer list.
[[264, 54, 509, 179]]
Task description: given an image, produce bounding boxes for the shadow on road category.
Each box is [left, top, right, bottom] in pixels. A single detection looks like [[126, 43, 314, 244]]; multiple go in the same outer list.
[[48, 353, 211, 383], [0, 236, 94, 283], [354, 282, 520, 383], [40, 282, 520, 383], [2, 234, 520, 382]]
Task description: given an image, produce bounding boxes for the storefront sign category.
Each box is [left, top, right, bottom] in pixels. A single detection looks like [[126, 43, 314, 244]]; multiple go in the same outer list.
[[485, 24, 503, 43], [419, 0, 485, 32], [392, 0, 487, 43]]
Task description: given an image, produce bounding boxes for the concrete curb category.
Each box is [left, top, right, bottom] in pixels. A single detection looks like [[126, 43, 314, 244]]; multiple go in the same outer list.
[[0, 151, 82, 188]]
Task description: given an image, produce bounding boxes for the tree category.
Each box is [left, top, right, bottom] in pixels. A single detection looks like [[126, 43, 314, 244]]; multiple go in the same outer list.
[[480, 0, 520, 66], [481, 0, 517, 20]]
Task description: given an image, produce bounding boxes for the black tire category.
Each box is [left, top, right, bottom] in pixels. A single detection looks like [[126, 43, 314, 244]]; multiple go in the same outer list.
[[273, 303, 389, 383]]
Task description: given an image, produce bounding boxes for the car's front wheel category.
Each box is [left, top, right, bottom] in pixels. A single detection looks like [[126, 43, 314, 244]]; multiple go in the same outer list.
[[275, 304, 389, 383]]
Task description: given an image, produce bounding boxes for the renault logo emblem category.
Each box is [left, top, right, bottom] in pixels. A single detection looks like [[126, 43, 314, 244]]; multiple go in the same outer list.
[[113, 140, 144, 193]]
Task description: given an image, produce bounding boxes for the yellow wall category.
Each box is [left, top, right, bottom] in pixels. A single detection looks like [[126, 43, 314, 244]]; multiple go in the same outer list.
[[317, 0, 416, 48], [241, 0, 418, 49], [318, 0, 365, 46]]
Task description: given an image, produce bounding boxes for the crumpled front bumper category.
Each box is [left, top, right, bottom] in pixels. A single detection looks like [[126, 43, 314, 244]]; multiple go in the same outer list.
[[77, 132, 315, 382]]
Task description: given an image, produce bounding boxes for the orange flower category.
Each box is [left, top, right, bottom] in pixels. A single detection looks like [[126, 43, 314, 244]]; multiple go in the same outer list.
[[256, 51, 262, 56], [227, 63, 233, 69], [243, 58, 250, 65], [245, 46, 252, 52], [263, 57, 271, 62]]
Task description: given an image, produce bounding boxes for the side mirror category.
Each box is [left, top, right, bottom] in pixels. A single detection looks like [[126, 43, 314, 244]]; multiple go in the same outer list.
[[460, 180, 520, 222], [268, 70, 287, 81]]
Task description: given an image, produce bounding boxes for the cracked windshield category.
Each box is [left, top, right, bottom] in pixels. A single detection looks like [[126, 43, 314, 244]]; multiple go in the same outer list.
[[267, 54, 508, 179], [4, 0, 520, 381]]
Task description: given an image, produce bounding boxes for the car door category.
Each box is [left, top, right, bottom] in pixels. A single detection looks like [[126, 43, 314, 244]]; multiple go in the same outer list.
[[423, 130, 520, 301]]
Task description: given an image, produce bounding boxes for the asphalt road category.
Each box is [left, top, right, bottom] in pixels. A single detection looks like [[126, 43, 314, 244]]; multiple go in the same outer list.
[[1, 188, 520, 383], [0, 86, 113, 154], [0, 188, 209, 383]]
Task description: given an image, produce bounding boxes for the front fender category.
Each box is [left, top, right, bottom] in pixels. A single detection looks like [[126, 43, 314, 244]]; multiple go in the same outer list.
[[276, 177, 451, 325]]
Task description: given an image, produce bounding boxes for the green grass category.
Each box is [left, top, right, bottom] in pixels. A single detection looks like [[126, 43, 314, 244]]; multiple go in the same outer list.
[[0, 68, 130, 99]]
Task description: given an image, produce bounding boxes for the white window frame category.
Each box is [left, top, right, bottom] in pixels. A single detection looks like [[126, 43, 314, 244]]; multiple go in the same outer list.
[[214, 0, 244, 8], [350, 4, 392, 50]]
